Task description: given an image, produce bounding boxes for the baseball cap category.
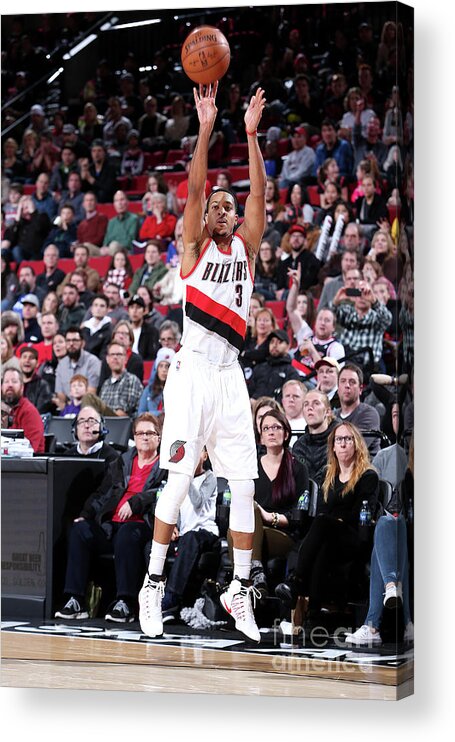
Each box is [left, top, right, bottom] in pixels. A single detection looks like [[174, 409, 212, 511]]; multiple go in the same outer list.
[[30, 104, 45, 116], [63, 123, 76, 134], [288, 224, 306, 236], [269, 329, 290, 344], [293, 125, 307, 136], [19, 345, 39, 359], [155, 347, 176, 365], [314, 357, 341, 373], [128, 294, 145, 308], [21, 293, 40, 308]]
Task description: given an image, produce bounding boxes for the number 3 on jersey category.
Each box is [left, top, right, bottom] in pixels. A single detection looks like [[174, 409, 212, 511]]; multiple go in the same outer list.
[[235, 283, 243, 307]]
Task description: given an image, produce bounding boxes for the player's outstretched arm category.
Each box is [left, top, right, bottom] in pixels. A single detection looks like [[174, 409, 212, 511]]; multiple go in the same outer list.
[[238, 87, 267, 258], [183, 83, 218, 258]]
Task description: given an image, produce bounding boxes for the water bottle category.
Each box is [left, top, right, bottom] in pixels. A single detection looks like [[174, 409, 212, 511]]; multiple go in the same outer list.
[[359, 500, 372, 526], [407, 498, 413, 525], [222, 486, 232, 507], [297, 489, 310, 511], [156, 484, 165, 500]]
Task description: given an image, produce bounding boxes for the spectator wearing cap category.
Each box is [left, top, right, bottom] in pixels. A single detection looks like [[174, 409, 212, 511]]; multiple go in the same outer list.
[[18, 345, 53, 414], [102, 191, 139, 254], [127, 294, 160, 361], [29, 104, 48, 133], [334, 362, 381, 456], [314, 357, 341, 407], [98, 341, 143, 417], [313, 118, 354, 177], [129, 240, 168, 295], [76, 192, 108, 252], [120, 130, 144, 177], [61, 123, 90, 160], [276, 224, 321, 295], [278, 126, 316, 189], [49, 144, 78, 192], [79, 139, 117, 203], [1, 368, 45, 453], [138, 347, 175, 414], [21, 293, 43, 343], [249, 328, 301, 401]]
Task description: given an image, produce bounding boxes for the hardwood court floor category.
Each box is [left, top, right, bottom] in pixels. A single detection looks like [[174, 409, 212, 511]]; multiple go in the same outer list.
[[1, 620, 414, 700]]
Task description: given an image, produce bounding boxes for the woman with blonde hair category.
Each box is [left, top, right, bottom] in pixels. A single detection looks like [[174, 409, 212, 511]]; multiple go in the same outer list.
[[276, 421, 379, 624], [368, 228, 403, 287]]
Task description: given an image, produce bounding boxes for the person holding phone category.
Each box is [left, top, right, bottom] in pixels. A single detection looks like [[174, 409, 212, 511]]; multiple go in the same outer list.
[[332, 276, 392, 372]]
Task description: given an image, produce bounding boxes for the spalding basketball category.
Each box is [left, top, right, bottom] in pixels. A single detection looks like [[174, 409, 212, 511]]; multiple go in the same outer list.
[[181, 25, 230, 85]]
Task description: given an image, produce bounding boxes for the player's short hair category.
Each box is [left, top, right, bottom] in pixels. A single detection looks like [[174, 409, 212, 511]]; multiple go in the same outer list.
[[205, 187, 239, 215]]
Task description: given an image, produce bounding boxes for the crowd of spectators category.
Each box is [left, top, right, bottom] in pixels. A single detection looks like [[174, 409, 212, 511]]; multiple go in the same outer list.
[[1, 6, 414, 642]]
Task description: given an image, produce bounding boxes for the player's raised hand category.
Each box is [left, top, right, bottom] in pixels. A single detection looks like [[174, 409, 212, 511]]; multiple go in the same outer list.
[[244, 86, 266, 133], [193, 82, 219, 128]]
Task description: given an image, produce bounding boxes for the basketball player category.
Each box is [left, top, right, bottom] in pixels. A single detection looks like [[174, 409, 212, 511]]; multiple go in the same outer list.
[[139, 82, 267, 642]]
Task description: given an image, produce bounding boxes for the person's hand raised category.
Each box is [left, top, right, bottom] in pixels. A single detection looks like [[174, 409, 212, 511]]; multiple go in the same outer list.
[[193, 82, 219, 129], [244, 87, 266, 133]]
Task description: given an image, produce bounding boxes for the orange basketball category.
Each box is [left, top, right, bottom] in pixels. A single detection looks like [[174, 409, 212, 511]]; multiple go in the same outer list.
[[181, 25, 230, 85]]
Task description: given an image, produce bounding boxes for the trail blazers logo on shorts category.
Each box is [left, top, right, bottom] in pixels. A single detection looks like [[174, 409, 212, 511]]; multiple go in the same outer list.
[[169, 440, 186, 463]]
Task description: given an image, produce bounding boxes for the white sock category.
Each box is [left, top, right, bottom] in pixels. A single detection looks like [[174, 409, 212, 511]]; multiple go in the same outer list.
[[147, 540, 169, 578], [233, 548, 252, 580]]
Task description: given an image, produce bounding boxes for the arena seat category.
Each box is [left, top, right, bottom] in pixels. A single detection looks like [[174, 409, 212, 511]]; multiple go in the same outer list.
[[97, 203, 116, 219], [277, 138, 290, 157], [166, 149, 185, 164], [228, 142, 248, 160], [57, 258, 76, 273], [142, 360, 154, 385], [307, 185, 321, 206], [265, 300, 286, 319], [88, 255, 110, 276], [143, 151, 165, 171]]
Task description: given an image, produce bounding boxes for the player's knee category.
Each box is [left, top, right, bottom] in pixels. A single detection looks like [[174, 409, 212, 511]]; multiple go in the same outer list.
[[154, 471, 192, 525], [229, 479, 254, 533]]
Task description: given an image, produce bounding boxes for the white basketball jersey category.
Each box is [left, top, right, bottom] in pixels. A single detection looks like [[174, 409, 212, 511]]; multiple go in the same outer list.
[[181, 233, 253, 365]]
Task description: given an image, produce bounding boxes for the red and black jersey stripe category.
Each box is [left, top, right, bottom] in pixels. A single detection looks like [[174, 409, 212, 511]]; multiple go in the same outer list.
[[185, 285, 246, 353]]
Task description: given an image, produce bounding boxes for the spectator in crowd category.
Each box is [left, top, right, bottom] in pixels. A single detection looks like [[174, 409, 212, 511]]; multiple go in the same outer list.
[[120, 129, 144, 177], [163, 94, 190, 147], [21, 293, 43, 342], [138, 95, 167, 150], [1, 310, 25, 352], [332, 278, 392, 371], [281, 379, 307, 447], [58, 172, 85, 224], [241, 306, 278, 373], [0, 253, 20, 311], [9, 264, 44, 316], [276, 421, 379, 626], [43, 203, 77, 258], [353, 105, 388, 172], [79, 139, 117, 203], [1, 367, 45, 453], [354, 175, 389, 234], [158, 320, 182, 352], [63, 405, 119, 465], [58, 243, 101, 294], [134, 286, 166, 331], [54, 412, 165, 623], [49, 144, 78, 192], [278, 126, 316, 189], [293, 389, 337, 488], [97, 320, 144, 389], [102, 191, 139, 254], [18, 345, 53, 414], [127, 294, 160, 360], [138, 347, 175, 415], [313, 118, 354, 177], [139, 193, 178, 244], [129, 240, 168, 294], [367, 228, 402, 288], [76, 192, 108, 251], [102, 96, 132, 147], [284, 73, 321, 131], [26, 311, 60, 367], [143, 173, 177, 224], [2, 195, 51, 263], [20, 128, 40, 178], [2, 140, 26, 182], [318, 248, 362, 309], [249, 56, 287, 103], [323, 72, 348, 123], [30, 132, 61, 179], [68, 269, 96, 310], [56, 283, 86, 333], [55, 326, 102, 401], [241, 409, 309, 597], [277, 225, 320, 295], [102, 282, 130, 326], [99, 341, 144, 417], [339, 87, 376, 140], [78, 102, 104, 147], [282, 183, 313, 229], [55, 372, 87, 416], [36, 243, 66, 295], [60, 123, 90, 160], [103, 247, 134, 293], [314, 357, 341, 406], [253, 239, 281, 300], [249, 329, 301, 401], [81, 294, 113, 360], [334, 363, 381, 456], [31, 172, 58, 220], [39, 332, 67, 394], [1, 334, 21, 374]]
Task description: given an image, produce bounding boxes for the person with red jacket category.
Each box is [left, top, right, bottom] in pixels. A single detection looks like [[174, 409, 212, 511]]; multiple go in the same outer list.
[[139, 192, 177, 242], [1, 367, 45, 453]]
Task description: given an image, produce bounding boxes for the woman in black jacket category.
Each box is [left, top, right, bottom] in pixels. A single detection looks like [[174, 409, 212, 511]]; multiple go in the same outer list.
[[54, 413, 166, 623]]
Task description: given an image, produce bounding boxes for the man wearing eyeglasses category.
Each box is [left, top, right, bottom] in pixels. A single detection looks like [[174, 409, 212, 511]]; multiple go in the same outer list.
[[65, 405, 119, 464], [98, 341, 143, 417], [55, 413, 166, 623]]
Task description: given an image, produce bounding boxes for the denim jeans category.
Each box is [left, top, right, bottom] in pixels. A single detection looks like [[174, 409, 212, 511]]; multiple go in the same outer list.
[[366, 513, 412, 628]]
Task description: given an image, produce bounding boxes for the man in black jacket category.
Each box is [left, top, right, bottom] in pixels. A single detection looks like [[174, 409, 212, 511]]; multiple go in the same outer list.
[[81, 294, 113, 360], [18, 345, 53, 414], [127, 294, 159, 360], [292, 389, 337, 490], [55, 413, 166, 623], [276, 224, 321, 295], [249, 329, 301, 400]]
